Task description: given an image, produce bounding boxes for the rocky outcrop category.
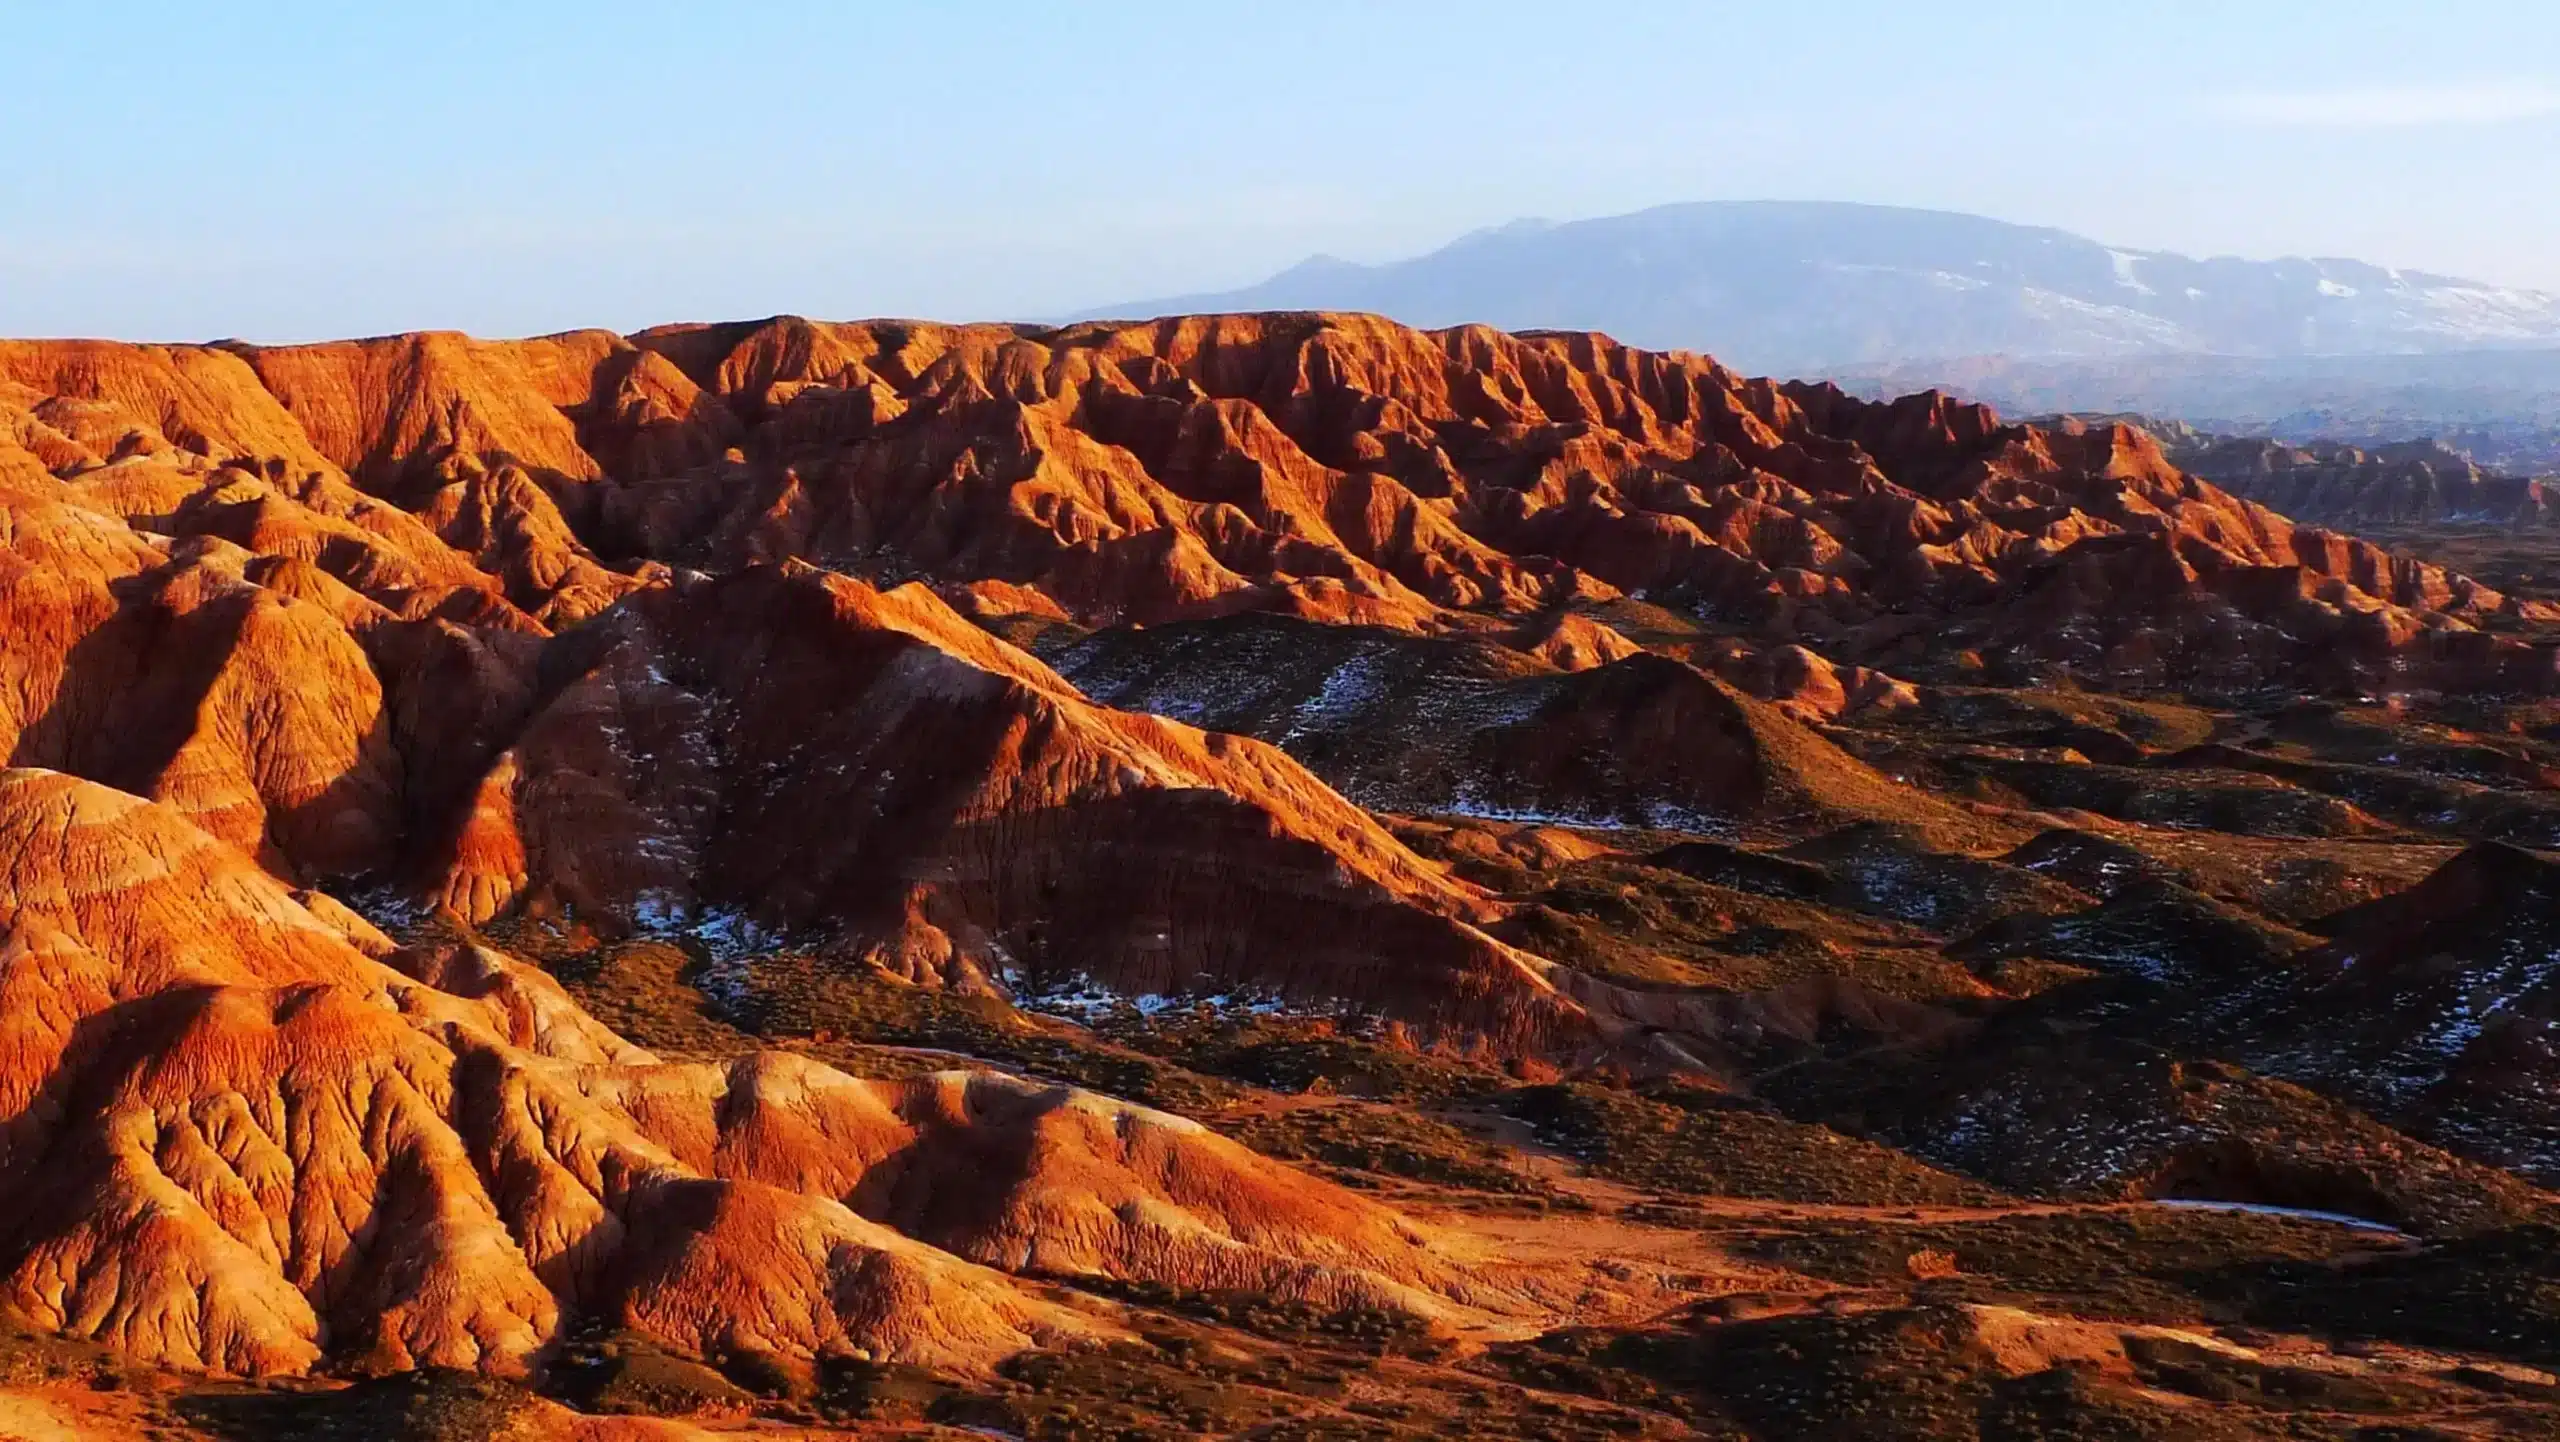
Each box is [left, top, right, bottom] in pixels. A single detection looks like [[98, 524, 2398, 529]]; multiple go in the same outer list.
[[429, 563, 1592, 1052], [7, 315, 2549, 697], [2171, 432, 2560, 530], [0, 770, 1503, 1379], [18, 313, 2545, 1049], [1045, 612, 1988, 845], [0, 478, 408, 879]]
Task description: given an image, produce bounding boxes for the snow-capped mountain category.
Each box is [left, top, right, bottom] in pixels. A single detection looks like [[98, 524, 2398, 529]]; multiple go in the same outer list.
[[1082, 201, 2560, 375]]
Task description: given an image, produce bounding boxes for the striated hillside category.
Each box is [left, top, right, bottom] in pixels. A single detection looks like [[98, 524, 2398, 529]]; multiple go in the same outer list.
[[0, 770, 1551, 1382], [2156, 428, 2560, 530], [11, 313, 2552, 680], [3, 313, 2559, 1438]]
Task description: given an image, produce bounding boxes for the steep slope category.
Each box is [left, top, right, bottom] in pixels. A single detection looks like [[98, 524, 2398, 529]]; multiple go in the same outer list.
[[11, 313, 2551, 700], [0, 475, 408, 878], [1046, 612, 1990, 842], [426, 561, 1598, 1053], [2250, 843, 2560, 1184], [0, 770, 1509, 1378]]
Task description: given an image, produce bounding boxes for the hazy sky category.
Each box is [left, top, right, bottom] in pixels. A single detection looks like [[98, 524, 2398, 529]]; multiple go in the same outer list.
[[7, 1, 2557, 341]]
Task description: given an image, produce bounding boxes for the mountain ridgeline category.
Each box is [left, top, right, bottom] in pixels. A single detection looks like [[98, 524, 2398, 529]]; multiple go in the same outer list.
[[1088, 201, 2560, 374]]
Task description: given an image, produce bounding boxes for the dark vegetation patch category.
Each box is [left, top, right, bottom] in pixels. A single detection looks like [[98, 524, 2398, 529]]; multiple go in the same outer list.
[[1948, 881, 2317, 987], [1779, 823, 2095, 934], [2186, 1223, 2560, 1368], [712, 950, 1258, 1115], [1903, 687, 2219, 752], [1222, 1103, 1563, 1199], [1955, 759, 2388, 839], [1480, 1305, 2280, 1442], [1502, 1082, 2003, 1206], [1039, 1278, 1443, 1357], [174, 1370, 549, 1442], [2087, 830, 2458, 924], [2157, 744, 2560, 848], [2120, 1333, 2436, 1415], [1761, 1000, 2552, 1236], [1644, 839, 1834, 901], [1999, 829, 2180, 900], [885, 1320, 1691, 1442], [932, 1343, 1335, 1441], [1503, 858, 1982, 1006], [488, 929, 754, 1059], [1642, 827, 2097, 940], [696, 1333, 1368, 1439], [1745, 1209, 2380, 1326], [544, 1325, 754, 1416], [0, 1312, 123, 1389], [458, 914, 1258, 1115], [1094, 1009, 1520, 1105]]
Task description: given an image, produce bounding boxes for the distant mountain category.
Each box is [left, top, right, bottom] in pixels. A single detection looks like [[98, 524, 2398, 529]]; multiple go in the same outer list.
[[2108, 422, 2560, 529], [1082, 201, 2560, 375], [1841, 349, 2560, 474]]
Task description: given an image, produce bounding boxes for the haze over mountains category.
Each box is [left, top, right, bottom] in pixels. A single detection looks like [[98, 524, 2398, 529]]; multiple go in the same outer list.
[[1090, 202, 2560, 377], [1850, 348, 2560, 475]]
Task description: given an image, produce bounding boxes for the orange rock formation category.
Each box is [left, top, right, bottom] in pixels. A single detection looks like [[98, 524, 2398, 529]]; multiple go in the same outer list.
[[0, 771, 1515, 1379]]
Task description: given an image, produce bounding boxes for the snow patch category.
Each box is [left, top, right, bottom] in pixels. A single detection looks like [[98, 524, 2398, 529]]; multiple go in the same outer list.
[[687, 906, 775, 962], [2149, 1199, 2405, 1235], [338, 885, 428, 935], [628, 889, 691, 932], [1280, 649, 1400, 742], [1018, 972, 1296, 1023]]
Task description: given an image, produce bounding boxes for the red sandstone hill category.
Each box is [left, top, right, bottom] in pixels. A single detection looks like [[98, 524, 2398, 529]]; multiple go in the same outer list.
[[9, 316, 2550, 685], [1041, 610, 1984, 842], [2, 311, 2552, 1054], [430, 560, 1601, 1052], [0, 769, 1563, 1379]]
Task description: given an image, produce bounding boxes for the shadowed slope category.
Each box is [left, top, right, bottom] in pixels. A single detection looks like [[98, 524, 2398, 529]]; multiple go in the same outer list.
[[0, 771, 1515, 1379], [429, 563, 1599, 1053]]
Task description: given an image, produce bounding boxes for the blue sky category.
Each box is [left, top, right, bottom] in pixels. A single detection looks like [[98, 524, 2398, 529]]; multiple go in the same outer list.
[[6, 1, 2557, 340]]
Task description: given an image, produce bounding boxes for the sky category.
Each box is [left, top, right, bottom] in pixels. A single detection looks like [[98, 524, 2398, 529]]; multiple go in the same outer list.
[[6, 0, 2558, 342]]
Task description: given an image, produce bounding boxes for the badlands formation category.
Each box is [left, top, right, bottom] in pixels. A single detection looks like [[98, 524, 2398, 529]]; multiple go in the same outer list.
[[0, 314, 2552, 1437]]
